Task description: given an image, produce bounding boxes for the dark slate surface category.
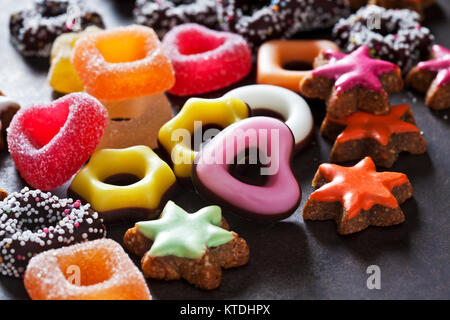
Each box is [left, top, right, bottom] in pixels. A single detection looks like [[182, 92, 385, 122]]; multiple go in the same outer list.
[[0, 0, 449, 300]]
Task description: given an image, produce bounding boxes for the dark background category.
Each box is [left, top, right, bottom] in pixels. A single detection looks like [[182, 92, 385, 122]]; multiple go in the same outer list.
[[0, 0, 449, 300]]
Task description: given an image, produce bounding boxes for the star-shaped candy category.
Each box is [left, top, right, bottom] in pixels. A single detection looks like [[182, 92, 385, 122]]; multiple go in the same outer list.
[[299, 46, 403, 118], [123, 201, 249, 290], [302, 157, 413, 234], [321, 104, 427, 167], [406, 44, 450, 110]]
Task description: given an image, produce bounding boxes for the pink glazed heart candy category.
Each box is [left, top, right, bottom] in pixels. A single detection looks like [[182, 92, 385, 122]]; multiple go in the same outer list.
[[7, 92, 108, 191], [162, 23, 252, 96], [192, 116, 301, 221]]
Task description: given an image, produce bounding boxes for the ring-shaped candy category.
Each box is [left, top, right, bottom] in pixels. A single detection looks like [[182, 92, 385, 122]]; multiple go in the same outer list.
[[158, 97, 250, 179], [68, 146, 176, 224], [257, 40, 339, 92], [72, 25, 175, 102], [224, 85, 314, 152], [24, 239, 151, 300], [192, 117, 301, 221]]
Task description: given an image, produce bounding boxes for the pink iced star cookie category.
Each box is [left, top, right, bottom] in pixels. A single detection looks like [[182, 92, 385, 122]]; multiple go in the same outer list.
[[406, 44, 450, 110], [299, 46, 404, 118]]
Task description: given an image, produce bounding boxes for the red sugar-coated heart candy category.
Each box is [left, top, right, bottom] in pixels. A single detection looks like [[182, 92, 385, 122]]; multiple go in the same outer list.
[[7, 93, 108, 191], [162, 23, 252, 96]]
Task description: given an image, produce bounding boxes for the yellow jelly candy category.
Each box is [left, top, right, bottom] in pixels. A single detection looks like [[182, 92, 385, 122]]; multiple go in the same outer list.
[[48, 26, 101, 94], [158, 97, 249, 179]]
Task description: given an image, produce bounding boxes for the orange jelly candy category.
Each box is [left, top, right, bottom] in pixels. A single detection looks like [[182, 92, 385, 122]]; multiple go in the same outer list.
[[72, 25, 175, 102], [24, 239, 151, 300]]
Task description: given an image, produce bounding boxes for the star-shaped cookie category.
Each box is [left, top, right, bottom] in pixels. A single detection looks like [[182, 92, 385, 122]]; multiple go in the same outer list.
[[321, 104, 427, 167], [406, 44, 450, 110], [303, 157, 413, 234], [123, 201, 249, 290], [299, 46, 403, 118]]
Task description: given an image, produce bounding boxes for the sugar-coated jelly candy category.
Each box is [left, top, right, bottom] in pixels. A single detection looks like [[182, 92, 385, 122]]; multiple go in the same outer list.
[[72, 25, 175, 102], [7, 92, 108, 191], [162, 23, 252, 96], [24, 239, 151, 300], [48, 26, 102, 94], [96, 93, 173, 150]]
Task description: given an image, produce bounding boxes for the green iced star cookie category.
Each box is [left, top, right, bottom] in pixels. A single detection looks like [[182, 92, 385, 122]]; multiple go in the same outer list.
[[136, 201, 235, 259]]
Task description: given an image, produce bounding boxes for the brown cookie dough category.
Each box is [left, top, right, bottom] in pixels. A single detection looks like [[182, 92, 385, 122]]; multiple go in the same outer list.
[[302, 157, 413, 234], [0, 91, 20, 151], [321, 104, 427, 167], [299, 47, 403, 118], [123, 201, 249, 290]]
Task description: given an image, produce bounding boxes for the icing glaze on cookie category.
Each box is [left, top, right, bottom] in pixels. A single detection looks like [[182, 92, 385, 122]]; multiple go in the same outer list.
[[136, 201, 234, 259], [328, 104, 420, 145], [310, 157, 408, 219], [418, 45, 450, 87], [312, 46, 399, 93]]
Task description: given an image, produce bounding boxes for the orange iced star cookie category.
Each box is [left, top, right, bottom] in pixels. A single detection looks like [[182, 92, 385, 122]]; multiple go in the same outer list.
[[303, 157, 413, 234], [321, 104, 427, 167]]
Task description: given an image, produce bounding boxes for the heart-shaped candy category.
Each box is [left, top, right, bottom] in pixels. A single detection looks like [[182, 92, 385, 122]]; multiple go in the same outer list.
[[162, 23, 252, 96], [192, 116, 301, 221], [7, 92, 108, 190]]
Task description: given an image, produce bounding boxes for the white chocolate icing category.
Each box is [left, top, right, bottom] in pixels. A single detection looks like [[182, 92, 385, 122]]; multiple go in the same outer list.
[[0, 96, 20, 110], [224, 85, 313, 147]]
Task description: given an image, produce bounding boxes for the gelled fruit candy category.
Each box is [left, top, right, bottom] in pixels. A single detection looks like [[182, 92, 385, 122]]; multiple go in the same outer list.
[[162, 23, 252, 96], [7, 92, 108, 191], [48, 26, 102, 94], [72, 25, 175, 102], [96, 93, 173, 150], [24, 239, 151, 300]]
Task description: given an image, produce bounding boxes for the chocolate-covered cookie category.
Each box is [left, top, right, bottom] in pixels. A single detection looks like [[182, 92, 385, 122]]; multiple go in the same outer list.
[[0, 188, 105, 277], [9, 0, 104, 57]]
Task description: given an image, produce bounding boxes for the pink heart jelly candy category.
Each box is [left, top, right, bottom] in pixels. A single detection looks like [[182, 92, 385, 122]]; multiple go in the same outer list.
[[7, 92, 108, 191], [162, 23, 252, 96]]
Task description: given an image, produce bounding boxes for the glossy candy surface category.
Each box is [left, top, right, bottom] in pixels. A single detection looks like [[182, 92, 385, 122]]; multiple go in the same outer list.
[[69, 146, 176, 223], [158, 96, 250, 179]]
